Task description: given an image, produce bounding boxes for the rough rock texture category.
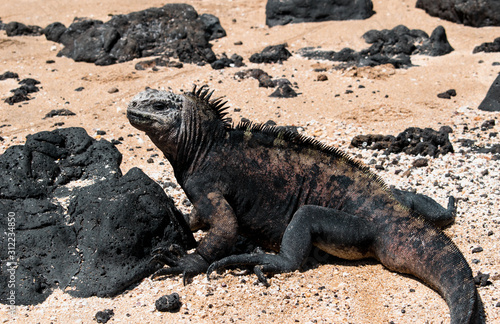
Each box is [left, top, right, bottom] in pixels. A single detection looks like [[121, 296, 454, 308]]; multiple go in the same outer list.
[[269, 79, 298, 98], [478, 74, 500, 112], [299, 25, 453, 68], [249, 44, 292, 64], [416, 0, 500, 27], [42, 4, 224, 66], [210, 53, 244, 70], [265, 0, 375, 27], [473, 37, 500, 54], [235, 69, 275, 88], [234, 69, 298, 97], [0, 128, 196, 305], [298, 25, 453, 68], [4, 21, 42, 36], [0, 71, 19, 81], [350, 126, 454, 157], [4, 77, 41, 105]]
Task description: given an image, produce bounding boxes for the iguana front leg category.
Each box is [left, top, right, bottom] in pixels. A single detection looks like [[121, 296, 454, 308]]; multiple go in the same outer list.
[[152, 189, 238, 283], [207, 205, 375, 282]]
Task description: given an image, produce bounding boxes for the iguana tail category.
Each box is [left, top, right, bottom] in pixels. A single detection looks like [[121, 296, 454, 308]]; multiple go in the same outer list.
[[376, 216, 484, 324]]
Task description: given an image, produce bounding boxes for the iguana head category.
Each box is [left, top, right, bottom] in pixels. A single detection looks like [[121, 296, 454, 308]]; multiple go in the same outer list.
[[127, 86, 229, 162], [127, 88, 184, 134]]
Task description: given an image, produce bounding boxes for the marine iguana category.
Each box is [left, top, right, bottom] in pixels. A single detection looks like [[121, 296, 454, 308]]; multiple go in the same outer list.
[[127, 86, 484, 324]]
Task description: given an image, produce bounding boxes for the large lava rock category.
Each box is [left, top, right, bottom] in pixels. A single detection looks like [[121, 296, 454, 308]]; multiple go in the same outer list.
[[298, 25, 453, 68], [0, 128, 195, 305], [416, 0, 500, 27], [42, 4, 224, 66], [265, 0, 375, 27], [350, 126, 454, 157], [478, 74, 500, 112]]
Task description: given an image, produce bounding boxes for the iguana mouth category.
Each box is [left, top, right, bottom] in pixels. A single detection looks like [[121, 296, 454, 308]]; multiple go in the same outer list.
[[127, 109, 162, 126]]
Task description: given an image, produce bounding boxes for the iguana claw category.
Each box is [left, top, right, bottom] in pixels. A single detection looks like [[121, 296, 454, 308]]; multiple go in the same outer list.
[[207, 255, 271, 286], [151, 253, 209, 285]]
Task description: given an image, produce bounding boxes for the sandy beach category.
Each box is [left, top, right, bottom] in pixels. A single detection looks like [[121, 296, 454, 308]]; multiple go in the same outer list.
[[1, 0, 499, 322]]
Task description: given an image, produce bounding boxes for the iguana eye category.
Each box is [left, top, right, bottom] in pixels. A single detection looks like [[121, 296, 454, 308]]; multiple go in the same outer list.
[[152, 102, 169, 111]]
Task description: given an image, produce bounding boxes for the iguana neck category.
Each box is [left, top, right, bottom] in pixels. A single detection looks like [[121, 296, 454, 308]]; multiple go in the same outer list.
[[171, 107, 226, 183]]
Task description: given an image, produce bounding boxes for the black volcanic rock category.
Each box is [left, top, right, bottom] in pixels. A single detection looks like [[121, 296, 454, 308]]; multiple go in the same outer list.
[[44, 4, 223, 66], [269, 79, 298, 98], [42, 22, 67, 42], [235, 69, 275, 88], [416, 0, 500, 27], [0, 71, 19, 81], [265, 0, 375, 27], [249, 44, 292, 64], [351, 126, 454, 157], [5, 21, 42, 36], [299, 25, 453, 69], [0, 128, 196, 305], [211, 53, 244, 70], [200, 13, 226, 40], [43, 109, 76, 119], [473, 37, 500, 54], [478, 74, 500, 112], [417, 25, 454, 56], [4, 77, 41, 105]]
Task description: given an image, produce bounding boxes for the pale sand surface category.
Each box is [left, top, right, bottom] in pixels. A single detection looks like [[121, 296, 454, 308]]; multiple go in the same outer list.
[[1, 0, 499, 323]]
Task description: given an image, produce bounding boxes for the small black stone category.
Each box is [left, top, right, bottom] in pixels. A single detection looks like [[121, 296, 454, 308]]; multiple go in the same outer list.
[[95, 309, 114, 323], [437, 89, 456, 99], [0, 71, 19, 80], [43, 109, 76, 119], [471, 246, 483, 253], [250, 44, 291, 64], [155, 293, 182, 312], [473, 272, 491, 287]]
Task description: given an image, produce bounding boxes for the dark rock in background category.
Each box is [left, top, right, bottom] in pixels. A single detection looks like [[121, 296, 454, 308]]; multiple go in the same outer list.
[[94, 309, 114, 323], [4, 77, 41, 105], [43, 109, 76, 119], [134, 57, 183, 71], [416, 0, 500, 27], [200, 13, 226, 40], [211, 53, 244, 70], [269, 79, 298, 98], [42, 22, 67, 42], [0, 71, 19, 81], [0, 128, 196, 305], [249, 44, 292, 64], [417, 25, 454, 56], [234, 69, 298, 97], [437, 89, 457, 99], [351, 126, 454, 157], [235, 69, 275, 88], [473, 37, 500, 54], [5, 21, 42, 36], [265, 0, 375, 27], [478, 74, 500, 111], [299, 25, 452, 68], [41, 4, 223, 66]]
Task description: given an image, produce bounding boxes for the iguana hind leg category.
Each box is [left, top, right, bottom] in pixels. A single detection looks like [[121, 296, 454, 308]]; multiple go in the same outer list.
[[390, 187, 456, 227], [207, 205, 375, 278]]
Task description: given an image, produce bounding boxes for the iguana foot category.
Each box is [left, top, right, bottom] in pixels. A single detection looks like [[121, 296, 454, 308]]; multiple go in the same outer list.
[[150, 245, 209, 285], [207, 253, 293, 286]]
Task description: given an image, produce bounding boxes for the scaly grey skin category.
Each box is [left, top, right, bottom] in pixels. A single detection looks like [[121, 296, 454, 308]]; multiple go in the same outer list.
[[127, 86, 484, 323]]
